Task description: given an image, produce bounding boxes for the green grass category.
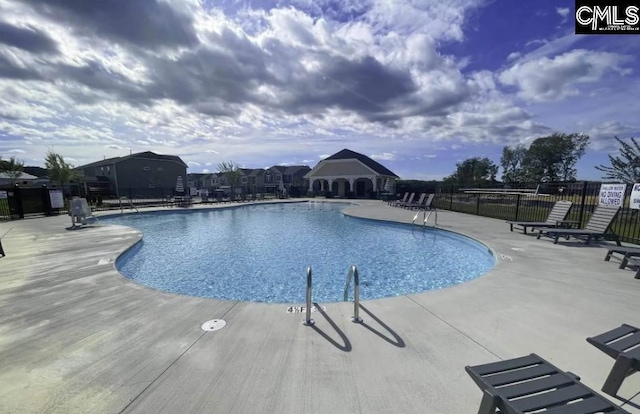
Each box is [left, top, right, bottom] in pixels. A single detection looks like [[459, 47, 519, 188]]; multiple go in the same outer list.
[[0, 198, 12, 219]]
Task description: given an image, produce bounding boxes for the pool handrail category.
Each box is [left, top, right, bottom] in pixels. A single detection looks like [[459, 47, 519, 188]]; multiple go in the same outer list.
[[303, 266, 314, 326], [343, 265, 363, 323]]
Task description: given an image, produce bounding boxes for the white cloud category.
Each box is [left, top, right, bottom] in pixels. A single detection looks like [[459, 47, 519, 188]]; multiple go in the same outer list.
[[5, 148, 26, 153], [583, 121, 638, 151], [202, 168, 210, 173], [0, 0, 636, 179], [507, 52, 521, 61], [370, 152, 396, 161], [187, 161, 201, 166], [499, 49, 631, 102], [556, 7, 570, 18]]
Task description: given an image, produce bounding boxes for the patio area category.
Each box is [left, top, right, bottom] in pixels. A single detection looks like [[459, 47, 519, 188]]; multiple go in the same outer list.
[[0, 199, 639, 413]]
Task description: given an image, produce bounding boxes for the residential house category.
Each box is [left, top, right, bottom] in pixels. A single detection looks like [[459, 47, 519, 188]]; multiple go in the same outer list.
[[76, 151, 188, 197], [262, 165, 311, 195]]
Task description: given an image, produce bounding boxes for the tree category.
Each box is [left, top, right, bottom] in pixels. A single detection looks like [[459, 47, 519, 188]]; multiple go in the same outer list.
[[595, 137, 640, 183], [501, 133, 590, 183], [0, 155, 24, 186], [44, 151, 76, 192], [500, 145, 528, 184], [217, 161, 241, 198], [442, 157, 498, 187]]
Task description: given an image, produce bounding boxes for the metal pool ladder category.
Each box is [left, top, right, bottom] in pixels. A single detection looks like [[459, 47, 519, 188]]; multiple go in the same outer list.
[[343, 265, 363, 323], [412, 208, 437, 227], [119, 196, 139, 214], [303, 266, 314, 326]]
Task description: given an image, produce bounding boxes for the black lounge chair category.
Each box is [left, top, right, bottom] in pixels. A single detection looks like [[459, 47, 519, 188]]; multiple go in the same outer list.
[[466, 353, 629, 414], [587, 324, 640, 397], [506, 200, 573, 234], [536, 205, 621, 245], [604, 246, 640, 278], [404, 193, 427, 209], [394, 192, 415, 208], [389, 192, 408, 206], [407, 193, 435, 211]]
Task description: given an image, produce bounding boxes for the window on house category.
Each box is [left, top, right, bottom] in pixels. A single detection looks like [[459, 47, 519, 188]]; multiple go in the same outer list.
[[241, 177, 248, 183], [276, 174, 281, 182], [143, 166, 150, 171]]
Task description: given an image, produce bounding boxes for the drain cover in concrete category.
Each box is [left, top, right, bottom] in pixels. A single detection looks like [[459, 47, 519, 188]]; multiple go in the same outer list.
[[201, 319, 226, 332]]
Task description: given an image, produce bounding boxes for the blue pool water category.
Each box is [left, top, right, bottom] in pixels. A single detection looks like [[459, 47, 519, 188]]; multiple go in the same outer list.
[[105, 202, 495, 303]]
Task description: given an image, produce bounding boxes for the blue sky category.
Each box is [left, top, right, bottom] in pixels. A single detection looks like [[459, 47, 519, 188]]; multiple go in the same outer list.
[[0, 0, 638, 181]]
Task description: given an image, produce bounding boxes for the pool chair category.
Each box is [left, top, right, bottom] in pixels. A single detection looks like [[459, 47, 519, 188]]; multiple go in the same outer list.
[[604, 245, 640, 278], [406, 193, 434, 210], [466, 353, 630, 414], [403, 193, 425, 209], [394, 192, 415, 208], [506, 200, 573, 234], [536, 205, 622, 245], [587, 324, 640, 397], [389, 192, 408, 206]]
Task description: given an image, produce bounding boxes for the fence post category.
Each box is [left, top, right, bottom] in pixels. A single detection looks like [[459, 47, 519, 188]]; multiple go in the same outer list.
[[578, 181, 588, 226], [449, 186, 453, 210], [41, 184, 52, 216], [515, 193, 521, 221], [14, 184, 24, 219], [476, 194, 481, 215]]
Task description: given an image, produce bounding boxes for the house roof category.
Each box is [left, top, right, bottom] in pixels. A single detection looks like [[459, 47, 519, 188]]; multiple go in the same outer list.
[[76, 151, 188, 169], [248, 168, 265, 176], [0, 172, 38, 180], [324, 149, 399, 177], [283, 165, 311, 175], [187, 173, 208, 178], [268, 165, 287, 174]]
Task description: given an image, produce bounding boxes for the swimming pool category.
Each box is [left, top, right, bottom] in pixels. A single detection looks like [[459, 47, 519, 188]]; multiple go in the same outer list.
[[106, 202, 495, 303]]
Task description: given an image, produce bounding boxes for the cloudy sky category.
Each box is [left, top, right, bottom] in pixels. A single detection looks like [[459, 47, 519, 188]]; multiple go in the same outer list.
[[0, 0, 638, 180]]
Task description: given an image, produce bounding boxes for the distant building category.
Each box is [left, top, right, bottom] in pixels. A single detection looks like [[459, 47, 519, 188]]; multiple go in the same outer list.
[[76, 151, 188, 197], [304, 149, 399, 198], [193, 166, 310, 196], [263, 165, 310, 194], [0, 172, 38, 187]]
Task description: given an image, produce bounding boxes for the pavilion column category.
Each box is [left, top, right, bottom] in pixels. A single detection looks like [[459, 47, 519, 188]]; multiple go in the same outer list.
[[372, 176, 377, 191], [308, 179, 314, 191], [328, 179, 334, 192], [348, 178, 354, 193]]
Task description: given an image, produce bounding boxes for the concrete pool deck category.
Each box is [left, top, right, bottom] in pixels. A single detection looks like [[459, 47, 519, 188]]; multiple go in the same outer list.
[[1, 199, 639, 413]]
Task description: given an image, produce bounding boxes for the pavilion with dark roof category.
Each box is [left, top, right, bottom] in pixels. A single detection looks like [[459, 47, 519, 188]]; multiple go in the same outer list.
[[304, 149, 399, 198]]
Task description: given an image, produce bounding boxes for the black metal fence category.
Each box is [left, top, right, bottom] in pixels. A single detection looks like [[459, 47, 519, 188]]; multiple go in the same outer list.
[[0, 185, 301, 221], [433, 181, 640, 245]]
